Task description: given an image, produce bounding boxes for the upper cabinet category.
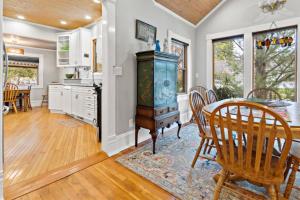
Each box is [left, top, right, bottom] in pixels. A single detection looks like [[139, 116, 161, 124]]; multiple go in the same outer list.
[[57, 28, 92, 67]]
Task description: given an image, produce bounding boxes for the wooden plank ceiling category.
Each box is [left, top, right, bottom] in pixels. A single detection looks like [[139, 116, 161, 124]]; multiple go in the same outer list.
[[155, 0, 222, 25], [4, 0, 102, 30]]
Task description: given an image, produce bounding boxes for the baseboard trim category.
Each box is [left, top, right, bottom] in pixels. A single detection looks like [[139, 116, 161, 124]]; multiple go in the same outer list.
[[4, 152, 108, 200]]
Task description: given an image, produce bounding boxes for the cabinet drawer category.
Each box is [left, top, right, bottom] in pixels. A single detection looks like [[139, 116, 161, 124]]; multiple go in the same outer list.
[[85, 102, 95, 109], [84, 108, 95, 120], [156, 114, 179, 129], [81, 87, 94, 94], [168, 105, 178, 112], [154, 107, 168, 116]]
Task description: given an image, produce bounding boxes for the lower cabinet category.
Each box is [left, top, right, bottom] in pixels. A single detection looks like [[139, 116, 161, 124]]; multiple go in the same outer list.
[[48, 84, 96, 124]]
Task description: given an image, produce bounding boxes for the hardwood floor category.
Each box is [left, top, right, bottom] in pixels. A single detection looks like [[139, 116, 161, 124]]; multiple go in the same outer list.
[[14, 147, 177, 200], [4, 107, 101, 187]]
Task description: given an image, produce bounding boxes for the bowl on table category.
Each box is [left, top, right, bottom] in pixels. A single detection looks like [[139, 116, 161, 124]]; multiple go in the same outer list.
[[65, 74, 74, 79]]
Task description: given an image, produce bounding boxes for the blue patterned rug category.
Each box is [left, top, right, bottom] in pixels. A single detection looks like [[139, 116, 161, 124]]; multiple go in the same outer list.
[[116, 124, 300, 200]]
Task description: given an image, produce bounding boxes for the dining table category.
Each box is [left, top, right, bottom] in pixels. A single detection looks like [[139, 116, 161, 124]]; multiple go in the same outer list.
[[17, 88, 31, 112], [202, 98, 300, 140]]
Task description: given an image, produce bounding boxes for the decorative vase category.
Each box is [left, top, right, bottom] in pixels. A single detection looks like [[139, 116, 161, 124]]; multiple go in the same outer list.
[[155, 40, 161, 52]]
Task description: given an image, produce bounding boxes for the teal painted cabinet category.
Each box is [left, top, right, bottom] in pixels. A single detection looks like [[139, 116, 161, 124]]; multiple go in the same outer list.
[[135, 51, 181, 154]]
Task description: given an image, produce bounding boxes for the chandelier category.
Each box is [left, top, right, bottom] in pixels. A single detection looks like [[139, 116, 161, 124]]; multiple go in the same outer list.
[[259, 0, 287, 14]]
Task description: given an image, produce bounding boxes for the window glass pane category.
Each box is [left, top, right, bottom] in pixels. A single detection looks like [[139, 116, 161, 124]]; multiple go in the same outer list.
[[171, 39, 187, 93], [213, 37, 244, 99], [253, 27, 297, 101], [8, 67, 38, 86]]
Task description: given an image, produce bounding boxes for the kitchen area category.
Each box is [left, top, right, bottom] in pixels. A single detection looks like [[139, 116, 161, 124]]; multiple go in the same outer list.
[[2, 0, 104, 196]]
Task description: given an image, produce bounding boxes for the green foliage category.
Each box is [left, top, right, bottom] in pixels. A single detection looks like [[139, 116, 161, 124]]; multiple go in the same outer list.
[[8, 67, 38, 85]]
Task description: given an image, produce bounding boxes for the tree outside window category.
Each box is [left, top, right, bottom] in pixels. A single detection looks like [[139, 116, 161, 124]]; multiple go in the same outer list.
[[213, 36, 244, 100], [253, 27, 297, 101]]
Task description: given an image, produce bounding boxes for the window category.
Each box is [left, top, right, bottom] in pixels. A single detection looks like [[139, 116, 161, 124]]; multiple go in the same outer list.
[[253, 27, 297, 101], [171, 39, 188, 93], [213, 36, 244, 99], [7, 55, 39, 86]]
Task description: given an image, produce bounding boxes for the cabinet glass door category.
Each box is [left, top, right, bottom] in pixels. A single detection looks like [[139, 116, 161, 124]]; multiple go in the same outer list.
[[57, 35, 70, 66]]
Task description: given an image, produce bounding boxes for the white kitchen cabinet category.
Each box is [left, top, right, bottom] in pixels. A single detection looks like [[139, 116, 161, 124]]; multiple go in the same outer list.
[[63, 86, 72, 114], [48, 85, 64, 111], [57, 28, 91, 67], [49, 85, 96, 124]]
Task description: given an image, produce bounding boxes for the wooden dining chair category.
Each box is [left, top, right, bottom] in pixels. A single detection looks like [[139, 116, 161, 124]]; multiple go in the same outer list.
[[189, 90, 216, 167], [189, 86, 207, 123], [3, 83, 19, 113], [247, 88, 283, 152], [206, 89, 218, 104], [247, 88, 282, 100], [209, 101, 292, 200], [284, 140, 300, 199]]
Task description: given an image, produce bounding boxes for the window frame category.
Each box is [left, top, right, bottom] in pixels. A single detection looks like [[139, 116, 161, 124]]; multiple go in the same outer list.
[[7, 52, 44, 89], [171, 38, 189, 94], [206, 17, 300, 102], [252, 26, 298, 101], [212, 35, 245, 98], [168, 30, 192, 95]]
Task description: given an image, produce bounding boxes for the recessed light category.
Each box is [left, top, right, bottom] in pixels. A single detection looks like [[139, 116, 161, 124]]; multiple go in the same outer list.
[[85, 15, 92, 20], [60, 20, 67, 25], [17, 15, 25, 20], [93, 0, 101, 4]]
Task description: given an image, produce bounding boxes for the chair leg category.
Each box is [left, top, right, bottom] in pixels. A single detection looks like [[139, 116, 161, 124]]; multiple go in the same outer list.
[[191, 138, 205, 168], [203, 139, 210, 155], [284, 155, 293, 181], [207, 140, 214, 154], [213, 169, 228, 200], [284, 156, 299, 199], [267, 185, 278, 200], [12, 102, 18, 114]]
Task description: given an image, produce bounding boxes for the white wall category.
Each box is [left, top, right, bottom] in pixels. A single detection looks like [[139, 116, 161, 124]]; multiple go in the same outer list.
[[115, 0, 196, 135], [3, 18, 60, 42], [195, 0, 300, 87]]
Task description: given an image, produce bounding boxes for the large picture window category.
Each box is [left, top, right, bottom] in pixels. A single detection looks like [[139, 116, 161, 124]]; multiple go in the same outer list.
[[253, 27, 297, 101], [171, 39, 188, 93], [7, 55, 39, 86], [213, 36, 244, 99]]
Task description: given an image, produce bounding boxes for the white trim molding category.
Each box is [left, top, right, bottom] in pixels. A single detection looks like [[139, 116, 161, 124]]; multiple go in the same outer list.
[[206, 17, 300, 101]]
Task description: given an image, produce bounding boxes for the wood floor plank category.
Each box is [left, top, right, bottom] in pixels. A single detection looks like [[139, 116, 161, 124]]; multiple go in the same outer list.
[[4, 107, 100, 186], [5, 152, 108, 200]]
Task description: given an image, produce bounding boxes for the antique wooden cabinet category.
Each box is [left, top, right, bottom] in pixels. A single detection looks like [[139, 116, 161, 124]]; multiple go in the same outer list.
[[135, 50, 181, 154]]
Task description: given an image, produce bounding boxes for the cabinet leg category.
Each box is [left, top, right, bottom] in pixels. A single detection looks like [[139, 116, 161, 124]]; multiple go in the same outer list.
[[161, 127, 165, 136], [151, 132, 158, 154], [177, 121, 182, 139], [135, 126, 139, 147]]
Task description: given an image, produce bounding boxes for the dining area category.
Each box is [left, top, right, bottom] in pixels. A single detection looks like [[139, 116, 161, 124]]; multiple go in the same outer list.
[[189, 86, 300, 200], [3, 83, 32, 114]]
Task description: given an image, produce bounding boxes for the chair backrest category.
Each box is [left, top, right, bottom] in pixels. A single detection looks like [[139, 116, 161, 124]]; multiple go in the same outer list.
[[209, 101, 292, 183], [247, 88, 282, 100], [189, 90, 208, 137], [4, 83, 18, 102], [206, 89, 218, 104], [189, 86, 207, 97]]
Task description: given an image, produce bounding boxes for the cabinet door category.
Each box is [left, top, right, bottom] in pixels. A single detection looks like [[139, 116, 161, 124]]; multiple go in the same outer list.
[[57, 34, 71, 67], [49, 86, 63, 111], [71, 92, 80, 116], [63, 88, 72, 114], [166, 62, 178, 105], [154, 60, 167, 107]]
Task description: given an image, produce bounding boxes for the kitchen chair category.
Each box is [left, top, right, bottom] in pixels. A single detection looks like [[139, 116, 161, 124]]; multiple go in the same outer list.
[[4, 83, 19, 113], [247, 88, 282, 100], [247, 88, 283, 152], [284, 140, 300, 199], [206, 89, 218, 104], [189, 90, 216, 167], [209, 101, 292, 200], [189, 86, 207, 123]]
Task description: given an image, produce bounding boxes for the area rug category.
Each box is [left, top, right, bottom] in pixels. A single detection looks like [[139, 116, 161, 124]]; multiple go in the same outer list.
[[116, 124, 300, 200]]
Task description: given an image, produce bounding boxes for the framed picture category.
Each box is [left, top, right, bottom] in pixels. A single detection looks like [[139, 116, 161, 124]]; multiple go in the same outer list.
[[135, 20, 157, 44]]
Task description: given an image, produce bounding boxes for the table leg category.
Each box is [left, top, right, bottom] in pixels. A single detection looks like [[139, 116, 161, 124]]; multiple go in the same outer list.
[[23, 94, 29, 112], [177, 121, 182, 139]]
